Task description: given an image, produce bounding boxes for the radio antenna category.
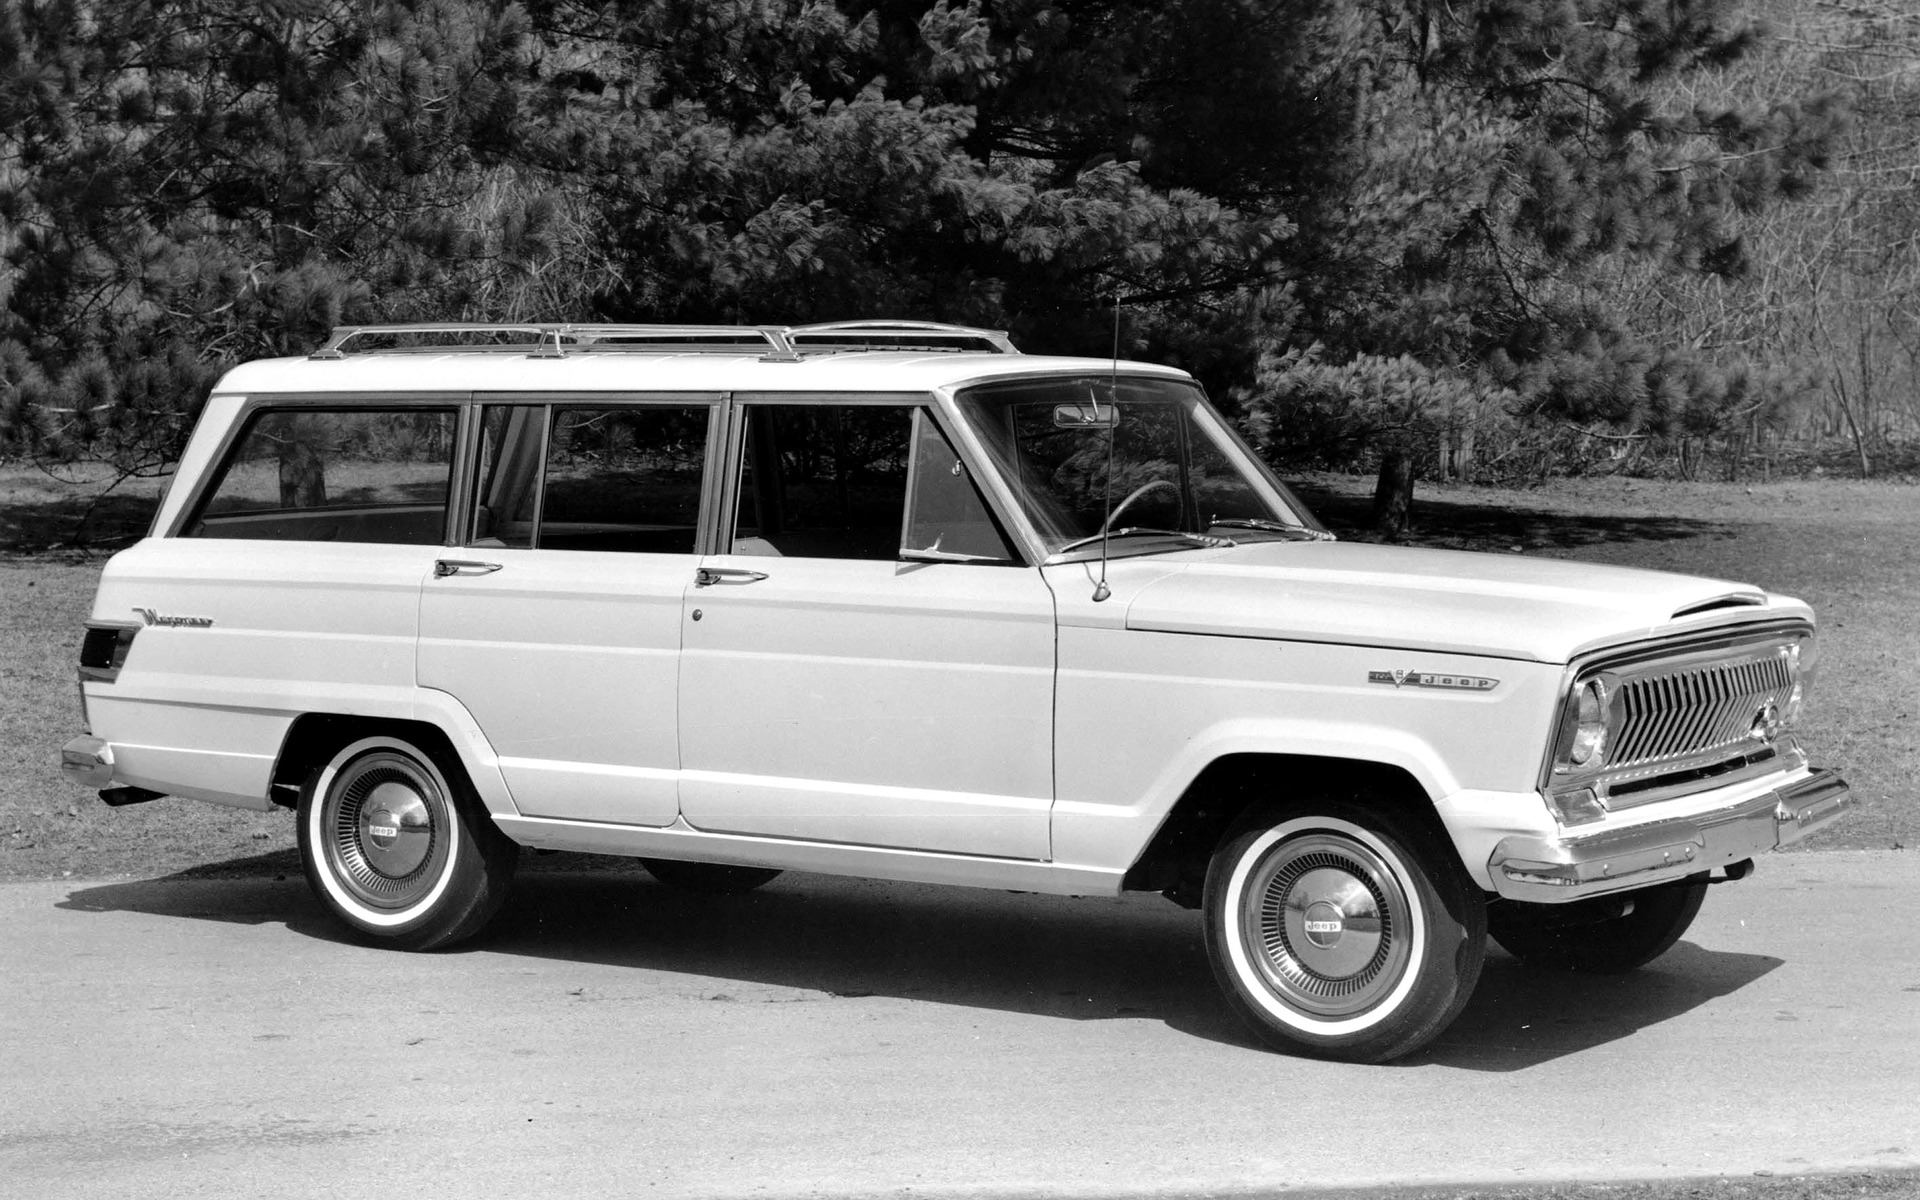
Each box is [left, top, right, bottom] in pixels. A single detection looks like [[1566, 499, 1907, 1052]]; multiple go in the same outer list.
[[1092, 292, 1123, 602]]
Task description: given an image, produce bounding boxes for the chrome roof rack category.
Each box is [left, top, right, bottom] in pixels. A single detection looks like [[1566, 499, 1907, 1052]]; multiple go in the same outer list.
[[309, 320, 1018, 361], [787, 320, 1017, 355]]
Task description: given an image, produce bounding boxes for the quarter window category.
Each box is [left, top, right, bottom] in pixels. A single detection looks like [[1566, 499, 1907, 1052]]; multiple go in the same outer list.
[[902, 411, 1019, 563], [186, 408, 457, 543]]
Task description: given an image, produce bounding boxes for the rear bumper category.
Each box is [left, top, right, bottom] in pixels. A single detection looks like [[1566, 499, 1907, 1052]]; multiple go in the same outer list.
[[61, 735, 115, 789], [1488, 768, 1852, 903]]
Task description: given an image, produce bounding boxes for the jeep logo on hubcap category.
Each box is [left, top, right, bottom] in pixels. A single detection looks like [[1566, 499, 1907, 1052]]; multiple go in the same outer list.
[[1302, 901, 1345, 948], [367, 813, 400, 849]]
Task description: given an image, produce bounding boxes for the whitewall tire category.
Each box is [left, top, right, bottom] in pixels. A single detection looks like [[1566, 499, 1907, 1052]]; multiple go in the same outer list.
[[298, 734, 517, 950], [1203, 803, 1486, 1062]]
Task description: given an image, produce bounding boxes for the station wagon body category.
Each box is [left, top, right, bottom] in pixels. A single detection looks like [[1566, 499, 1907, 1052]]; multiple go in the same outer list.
[[63, 322, 1852, 1061]]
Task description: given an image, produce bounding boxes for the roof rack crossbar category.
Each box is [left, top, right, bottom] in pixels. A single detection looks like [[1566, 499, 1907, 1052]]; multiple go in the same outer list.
[[787, 320, 1016, 354], [309, 320, 1014, 360]]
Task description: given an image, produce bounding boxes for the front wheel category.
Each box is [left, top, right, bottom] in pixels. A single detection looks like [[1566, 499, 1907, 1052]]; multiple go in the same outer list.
[[1203, 802, 1486, 1063], [298, 734, 518, 950], [1489, 876, 1708, 973]]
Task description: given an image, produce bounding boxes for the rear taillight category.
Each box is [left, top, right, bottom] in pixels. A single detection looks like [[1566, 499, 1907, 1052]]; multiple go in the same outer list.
[[79, 623, 138, 683]]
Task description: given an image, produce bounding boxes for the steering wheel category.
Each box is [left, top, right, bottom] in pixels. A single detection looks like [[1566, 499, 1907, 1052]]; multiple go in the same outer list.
[[1099, 479, 1180, 535]]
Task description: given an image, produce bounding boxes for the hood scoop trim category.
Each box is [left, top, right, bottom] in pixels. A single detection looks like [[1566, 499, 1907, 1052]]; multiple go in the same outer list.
[[1670, 591, 1766, 620]]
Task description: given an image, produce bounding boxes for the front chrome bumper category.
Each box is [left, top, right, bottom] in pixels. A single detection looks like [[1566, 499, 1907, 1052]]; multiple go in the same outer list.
[[1488, 769, 1852, 903]]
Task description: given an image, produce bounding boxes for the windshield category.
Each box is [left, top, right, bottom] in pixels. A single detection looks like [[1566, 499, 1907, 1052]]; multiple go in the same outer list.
[[955, 376, 1323, 558]]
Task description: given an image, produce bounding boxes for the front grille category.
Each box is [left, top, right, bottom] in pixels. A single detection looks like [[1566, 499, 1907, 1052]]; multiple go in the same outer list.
[[1545, 624, 1812, 820], [1610, 653, 1794, 770]]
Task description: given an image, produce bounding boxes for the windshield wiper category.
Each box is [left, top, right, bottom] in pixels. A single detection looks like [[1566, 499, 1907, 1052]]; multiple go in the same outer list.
[[1207, 518, 1336, 542], [1055, 527, 1235, 555]]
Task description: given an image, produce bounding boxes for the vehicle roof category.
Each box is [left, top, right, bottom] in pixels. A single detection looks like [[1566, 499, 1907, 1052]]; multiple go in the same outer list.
[[212, 350, 1195, 396]]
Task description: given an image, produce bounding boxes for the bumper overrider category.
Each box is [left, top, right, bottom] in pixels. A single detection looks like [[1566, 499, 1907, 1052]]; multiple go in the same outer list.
[[62, 735, 115, 789], [1489, 769, 1852, 903], [61, 735, 166, 806]]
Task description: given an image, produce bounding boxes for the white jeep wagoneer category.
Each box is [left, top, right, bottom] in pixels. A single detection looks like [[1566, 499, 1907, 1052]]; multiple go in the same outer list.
[[61, 320, 1852, 1061]]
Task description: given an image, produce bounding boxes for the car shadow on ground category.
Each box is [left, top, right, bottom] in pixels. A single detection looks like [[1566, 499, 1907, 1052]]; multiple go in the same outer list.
[[1414, 942, 1782, 1071], [59, 862, 1779, 1070]]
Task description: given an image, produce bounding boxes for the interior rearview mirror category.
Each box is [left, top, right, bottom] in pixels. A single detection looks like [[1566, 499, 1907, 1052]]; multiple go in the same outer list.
[[1053, 402, 1120, 429]]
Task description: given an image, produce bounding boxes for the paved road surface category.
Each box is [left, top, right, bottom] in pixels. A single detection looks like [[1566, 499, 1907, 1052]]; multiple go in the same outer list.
[[4, 850, 1917, 1198]]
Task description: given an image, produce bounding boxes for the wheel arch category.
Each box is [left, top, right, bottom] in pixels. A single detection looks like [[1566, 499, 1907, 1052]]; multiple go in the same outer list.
[[1120, 753, 1452, 905], [268, 704, 518, 820]]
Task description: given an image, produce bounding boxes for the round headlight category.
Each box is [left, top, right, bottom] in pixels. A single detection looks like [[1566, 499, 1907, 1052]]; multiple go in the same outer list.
[[1568, 678, 1609, 767]]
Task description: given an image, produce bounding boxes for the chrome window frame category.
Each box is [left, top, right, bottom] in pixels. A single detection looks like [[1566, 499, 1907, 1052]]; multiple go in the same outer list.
[[714, 391, 1035, 568], [465, 392, 726, 555], [166, 393, 470, 544]]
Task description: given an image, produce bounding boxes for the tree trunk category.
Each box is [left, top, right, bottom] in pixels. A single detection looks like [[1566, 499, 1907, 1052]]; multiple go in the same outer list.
[[1372, 447, 1414, 537]]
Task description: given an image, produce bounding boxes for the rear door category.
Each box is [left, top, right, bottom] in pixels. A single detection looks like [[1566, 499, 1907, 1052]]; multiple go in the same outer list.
[[417, 395, 720, 826], [676, 398, 1057, 859]]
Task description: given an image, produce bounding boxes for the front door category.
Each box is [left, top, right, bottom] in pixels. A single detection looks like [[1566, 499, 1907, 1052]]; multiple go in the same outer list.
[[418, 398, 720, 826], [677, 400, 1057, 859]]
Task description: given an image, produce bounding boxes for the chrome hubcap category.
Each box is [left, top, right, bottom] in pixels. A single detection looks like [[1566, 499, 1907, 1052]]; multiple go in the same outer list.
[[359, 781, 433, 878], [1241, 833, 1413, 1018], [322, 751, 448, 910]]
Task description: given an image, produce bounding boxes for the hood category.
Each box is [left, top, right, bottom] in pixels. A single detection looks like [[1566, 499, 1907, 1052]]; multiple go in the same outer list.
[[1121, 541, 1805, 663]]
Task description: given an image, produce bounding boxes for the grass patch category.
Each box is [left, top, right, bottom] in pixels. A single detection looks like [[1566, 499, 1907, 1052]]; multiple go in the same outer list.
[[0, 462, 172, 554], [2, 464, 1913, 881]]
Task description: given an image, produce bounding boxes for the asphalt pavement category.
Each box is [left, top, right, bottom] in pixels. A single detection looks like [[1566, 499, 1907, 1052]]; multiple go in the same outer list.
[[3, 849, 1917, 1198]]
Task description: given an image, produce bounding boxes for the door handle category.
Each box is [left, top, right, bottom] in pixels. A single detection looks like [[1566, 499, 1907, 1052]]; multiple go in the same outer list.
[[695, 567, 769, 587], [434, 559, 503, 578]]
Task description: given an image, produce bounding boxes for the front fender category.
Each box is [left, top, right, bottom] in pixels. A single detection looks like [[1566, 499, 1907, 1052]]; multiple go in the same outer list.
[[1049, 625, 1561, 874], [1051, 715, 1464, 872]]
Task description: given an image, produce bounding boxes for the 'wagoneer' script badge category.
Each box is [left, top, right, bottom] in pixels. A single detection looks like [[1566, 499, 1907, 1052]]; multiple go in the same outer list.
[[134, 607, 214, 628], [1368, 669, 1498, 692]]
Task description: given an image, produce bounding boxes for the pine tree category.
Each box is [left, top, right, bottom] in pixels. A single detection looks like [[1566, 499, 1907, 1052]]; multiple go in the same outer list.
[[0, 1, 558, 469]]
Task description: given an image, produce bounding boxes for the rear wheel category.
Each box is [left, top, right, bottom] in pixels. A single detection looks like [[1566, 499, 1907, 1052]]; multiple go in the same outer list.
[[298, 734, 518, 950], [1489, 876, 1708, 973], [641, 858, 782, 894], [1203, 801, 1486, 1063]]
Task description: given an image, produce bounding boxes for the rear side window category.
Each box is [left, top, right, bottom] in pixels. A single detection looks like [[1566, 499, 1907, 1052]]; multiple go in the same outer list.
[[185, 408, 457, 543], [471, 403, 713, 554]]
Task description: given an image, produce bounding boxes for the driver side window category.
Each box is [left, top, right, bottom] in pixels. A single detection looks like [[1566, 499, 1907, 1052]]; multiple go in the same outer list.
[[729, 402, 1017, 563]]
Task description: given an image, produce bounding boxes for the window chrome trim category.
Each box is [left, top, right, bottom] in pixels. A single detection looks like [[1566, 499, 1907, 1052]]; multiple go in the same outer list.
[[711, 393, 1036, 567], [164, 392, 471, 539], [947, 374, 1324, 564]]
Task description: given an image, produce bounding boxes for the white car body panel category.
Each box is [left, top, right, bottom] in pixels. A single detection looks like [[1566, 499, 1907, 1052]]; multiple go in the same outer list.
[[677, 554, 1055, 859], [1121, 541, 1784, 662], [418, 547, 690, 827], [86, 538, 439, 808]]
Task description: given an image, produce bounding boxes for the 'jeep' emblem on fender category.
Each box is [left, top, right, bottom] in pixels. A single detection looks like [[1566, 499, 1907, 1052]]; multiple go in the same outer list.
[[1368, 669, 1498, 692], [134, 608, 214, 629]]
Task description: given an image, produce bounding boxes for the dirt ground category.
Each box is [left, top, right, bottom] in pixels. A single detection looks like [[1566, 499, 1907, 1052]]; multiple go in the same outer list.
[[2, 466, 1913, 880]]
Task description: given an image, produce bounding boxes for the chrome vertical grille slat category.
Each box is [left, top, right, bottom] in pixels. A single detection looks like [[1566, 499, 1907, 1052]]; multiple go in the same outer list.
[[1610, 653, 1792, 774], [1547, 624, 1812, 818]]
